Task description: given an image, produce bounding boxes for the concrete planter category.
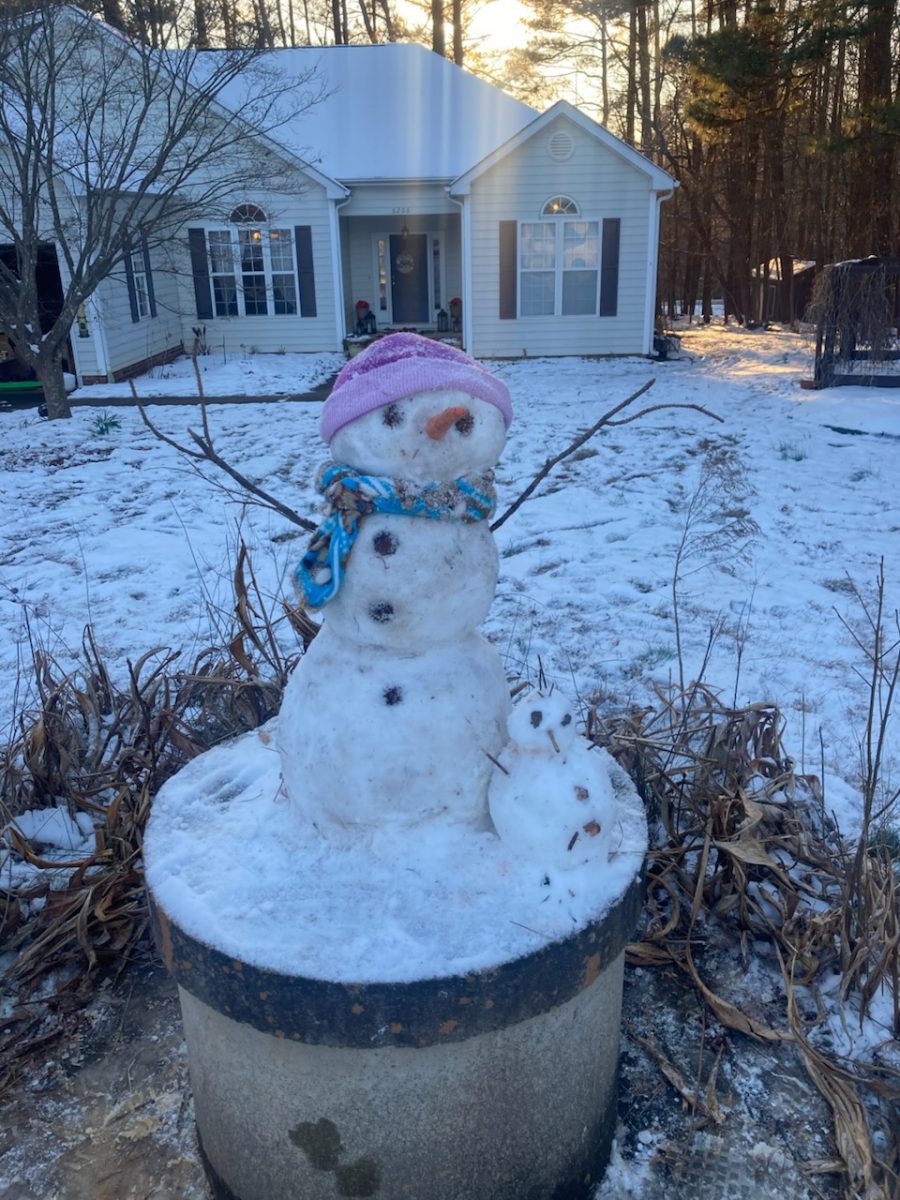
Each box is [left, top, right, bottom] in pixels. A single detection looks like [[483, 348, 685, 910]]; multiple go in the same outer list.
[[150, 871, 641, 1200]]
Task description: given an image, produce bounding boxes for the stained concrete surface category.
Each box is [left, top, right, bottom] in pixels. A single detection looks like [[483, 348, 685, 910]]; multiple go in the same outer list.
[[1, 952, 850, 1200]]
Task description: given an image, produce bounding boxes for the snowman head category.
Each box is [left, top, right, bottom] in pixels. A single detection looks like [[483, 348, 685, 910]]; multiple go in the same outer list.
[[322, 333, 512, 483], [507, 689, 579, 757]]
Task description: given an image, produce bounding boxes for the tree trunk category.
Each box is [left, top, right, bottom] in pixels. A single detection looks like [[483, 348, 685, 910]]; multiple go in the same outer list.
[[194, 0, 210, 47], [635, 0, 652, 153], [452, 0, 463, 65], [625, 4, 637, 145], [331, 0, 344, 43], [432, 0, 445, 57], [36, 352, 71, 421]]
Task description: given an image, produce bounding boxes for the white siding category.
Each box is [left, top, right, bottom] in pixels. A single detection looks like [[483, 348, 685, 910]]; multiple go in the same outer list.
[[99, 241, 183, 378], [467, 116, 656, 359], [68, 292, 105, 380], [341, 183, 456, 218], [176, 183, 341, 357]]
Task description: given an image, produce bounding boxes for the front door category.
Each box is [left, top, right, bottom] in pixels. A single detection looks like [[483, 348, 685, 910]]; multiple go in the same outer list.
[[389, 234, 429, 324]]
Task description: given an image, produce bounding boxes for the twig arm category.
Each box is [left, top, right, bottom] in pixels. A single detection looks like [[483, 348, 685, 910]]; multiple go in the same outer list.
[[138, 404, 205, 459], [184, 426, 317, 532], [491, 380, 655, 532], [606, 402, 723, 428], [491, 383, 724, 532], [138, 404, 316, 532]]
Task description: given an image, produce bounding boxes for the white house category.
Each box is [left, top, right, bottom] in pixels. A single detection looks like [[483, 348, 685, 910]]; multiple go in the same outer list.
[[5, 26, 675, 384]]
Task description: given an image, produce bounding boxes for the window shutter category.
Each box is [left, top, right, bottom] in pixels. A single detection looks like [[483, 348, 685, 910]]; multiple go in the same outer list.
[[188, 228, 213, 320], [499, 221, 517, 320], [294, 226, 317, 318], [124, 244, 139, 323], [142, 235, 157, 318], [599, 218, 620, 317]]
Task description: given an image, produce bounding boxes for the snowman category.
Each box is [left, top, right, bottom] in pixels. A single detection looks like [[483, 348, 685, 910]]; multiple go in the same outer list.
[[278, 333, 514, 831], [488, 688, 617, 876]]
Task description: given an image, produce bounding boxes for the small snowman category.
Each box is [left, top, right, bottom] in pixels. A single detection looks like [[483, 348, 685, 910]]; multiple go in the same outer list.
[[278, 333, 514, 831], [488, 689, 617, 875]]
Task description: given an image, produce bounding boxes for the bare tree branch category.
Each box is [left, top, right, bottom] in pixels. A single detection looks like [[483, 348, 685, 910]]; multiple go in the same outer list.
[[491, 381, 723, 532], [138, 403, 317, 532], [0, 0, 327, 418]]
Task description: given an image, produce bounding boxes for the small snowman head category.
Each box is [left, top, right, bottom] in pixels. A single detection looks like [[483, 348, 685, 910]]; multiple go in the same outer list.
[[321, 333, 512, 483], [507, 689, 579, 758]]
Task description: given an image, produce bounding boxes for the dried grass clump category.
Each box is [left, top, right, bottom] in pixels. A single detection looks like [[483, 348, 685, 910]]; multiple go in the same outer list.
[[0, 542, 313, 1096], [594, 682, 900, 1199]]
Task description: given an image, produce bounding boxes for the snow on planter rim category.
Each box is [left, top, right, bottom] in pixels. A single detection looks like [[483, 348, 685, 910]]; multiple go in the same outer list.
[[143, 719, 647, 984]]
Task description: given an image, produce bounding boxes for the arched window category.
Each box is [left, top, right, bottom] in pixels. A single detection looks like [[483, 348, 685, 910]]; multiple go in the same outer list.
[[541, 195, 579, 217], [230, 203, 268, 224]]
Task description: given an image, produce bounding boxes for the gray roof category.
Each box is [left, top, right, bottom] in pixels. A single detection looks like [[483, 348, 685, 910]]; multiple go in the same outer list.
[[216, 43, 538, 184]]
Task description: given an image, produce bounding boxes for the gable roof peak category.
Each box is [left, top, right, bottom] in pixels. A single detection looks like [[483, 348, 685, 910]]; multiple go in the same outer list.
[[450, 98, 676, 195]]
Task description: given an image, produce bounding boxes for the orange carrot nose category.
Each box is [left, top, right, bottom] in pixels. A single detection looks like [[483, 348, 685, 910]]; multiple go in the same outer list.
[[425, 405, 469, 440]]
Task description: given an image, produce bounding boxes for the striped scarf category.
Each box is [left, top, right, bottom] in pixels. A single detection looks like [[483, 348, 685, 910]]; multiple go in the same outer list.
[[296, 462, 496, 609]]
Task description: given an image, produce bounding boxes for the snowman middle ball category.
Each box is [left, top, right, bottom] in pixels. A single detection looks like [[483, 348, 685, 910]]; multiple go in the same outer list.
[[278, 334, 514, 831], [327, 389, 505, 652]]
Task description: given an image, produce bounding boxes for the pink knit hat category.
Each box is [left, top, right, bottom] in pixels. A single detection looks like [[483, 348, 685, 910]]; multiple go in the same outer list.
[[320, 333, 513, 444]]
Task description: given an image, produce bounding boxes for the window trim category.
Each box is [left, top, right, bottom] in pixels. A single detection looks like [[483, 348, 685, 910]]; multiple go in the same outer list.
[[541, 195, 580, 217], [129, 246, 151, 319], [202, 223, 299, 319], [124, 234, 156, 323], [518, 217, 601, 318]]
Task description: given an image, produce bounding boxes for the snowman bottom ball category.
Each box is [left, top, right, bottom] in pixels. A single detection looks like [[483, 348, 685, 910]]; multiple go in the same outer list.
[[278, 627, 511, 829]]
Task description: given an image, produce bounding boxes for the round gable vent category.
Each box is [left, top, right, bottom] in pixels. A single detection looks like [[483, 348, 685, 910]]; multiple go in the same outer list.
[[547, 130, 574, 162]]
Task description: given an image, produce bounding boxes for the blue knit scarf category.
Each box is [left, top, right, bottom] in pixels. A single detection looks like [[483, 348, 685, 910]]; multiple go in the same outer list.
[[296, 462, 497, 609]]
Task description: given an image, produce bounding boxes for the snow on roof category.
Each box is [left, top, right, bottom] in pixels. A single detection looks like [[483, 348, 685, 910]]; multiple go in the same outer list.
[[211, 43, 538, 183]]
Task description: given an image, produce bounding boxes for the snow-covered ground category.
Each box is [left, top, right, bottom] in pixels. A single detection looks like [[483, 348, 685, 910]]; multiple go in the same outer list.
[[2, 324, 899, 836], [69, 347, 346, 399]]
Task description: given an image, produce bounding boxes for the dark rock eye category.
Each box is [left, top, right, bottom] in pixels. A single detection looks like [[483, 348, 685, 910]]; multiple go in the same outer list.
[[369, 601, 394, 623], [373, 531, 398, 556], [561, 713, 572, 726], [383, 686, 403, 706], [530, 710, 542, 728], [454, 412, 474, 436], [382, 404, 403, 428]]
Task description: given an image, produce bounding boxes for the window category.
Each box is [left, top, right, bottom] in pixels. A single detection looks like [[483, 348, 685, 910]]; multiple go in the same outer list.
[[231, 203, 268, 224], [239, 228, 268, 315], [208, 230, 238, 316], [519, 218, 599, 317], [130, 247, 151, 318], [432, 237, 442, 310], [202, 223, 298, 318], [125, 234, 156, 323], [377, 238, 388, 311], [269, 229, 298, 315], [542, 195, 579, 216]]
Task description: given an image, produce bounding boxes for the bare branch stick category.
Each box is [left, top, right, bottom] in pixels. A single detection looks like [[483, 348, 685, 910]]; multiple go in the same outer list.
[[138, 404, 317, 532], [605, 401, 723, 428], [491, 380, 655, 532], [138, 404, 206, 460], [491, 381, 722, 532], [183, 427, 317, 533]]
